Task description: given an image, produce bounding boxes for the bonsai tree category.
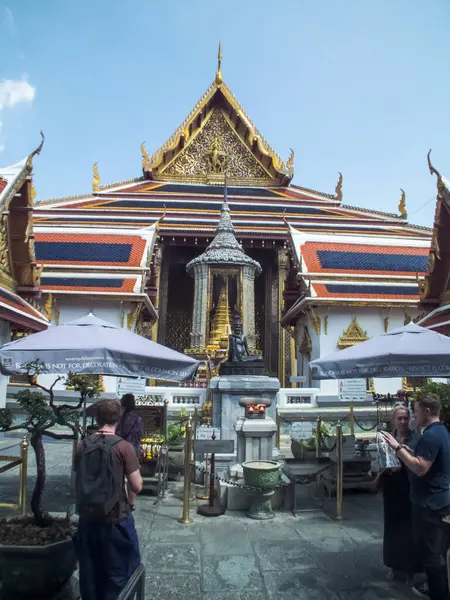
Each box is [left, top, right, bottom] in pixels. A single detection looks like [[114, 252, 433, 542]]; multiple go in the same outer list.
[[0, 361, 101, 527]]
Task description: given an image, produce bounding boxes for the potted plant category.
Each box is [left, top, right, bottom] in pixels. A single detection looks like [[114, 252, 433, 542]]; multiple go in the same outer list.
[[291, 422, 332, 460], [166, 409, 187, 474], [0, 361, 100, 598]]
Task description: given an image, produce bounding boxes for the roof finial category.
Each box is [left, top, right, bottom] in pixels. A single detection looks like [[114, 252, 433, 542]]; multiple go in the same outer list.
[[286, 149, 294, 177], [335, 172, 343, 202], [427, 149, 441, 179], [398, 188, 407, 219], [141, 142, 151, 171], [92, 162, 100, 192], [215, 41, 223, 86], [25, 130, 45, 171]]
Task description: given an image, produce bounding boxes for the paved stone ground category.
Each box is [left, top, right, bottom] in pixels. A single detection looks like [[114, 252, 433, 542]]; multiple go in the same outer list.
[[0, 440, 419, 599]]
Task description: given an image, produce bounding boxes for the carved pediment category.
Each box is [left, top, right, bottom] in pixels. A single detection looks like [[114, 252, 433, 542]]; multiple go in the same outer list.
[[160, 109, 271, 185], [337, 317, 368, 349]]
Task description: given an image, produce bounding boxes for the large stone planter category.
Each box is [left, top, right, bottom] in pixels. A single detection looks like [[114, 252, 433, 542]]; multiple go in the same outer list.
[[0, 536, 76, 598], [242, 460, 281, 520], [290, 440, 317, 461], [168, 443, 185, 475]]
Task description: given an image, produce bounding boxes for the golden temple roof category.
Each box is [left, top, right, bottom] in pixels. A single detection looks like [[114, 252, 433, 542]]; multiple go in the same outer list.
[[145, 45, 293, 187]]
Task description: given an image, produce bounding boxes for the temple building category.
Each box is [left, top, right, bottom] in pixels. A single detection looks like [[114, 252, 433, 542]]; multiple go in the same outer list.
[[418, 153, 450, 336], [0, 135, 48, 406], [31, 48, 433, 398]]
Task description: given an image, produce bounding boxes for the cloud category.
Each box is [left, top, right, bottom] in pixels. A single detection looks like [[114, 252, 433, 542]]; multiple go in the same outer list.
[[0, 78, 36, 152], [0, 78, 35, 111], [2, 7, 15, 34]]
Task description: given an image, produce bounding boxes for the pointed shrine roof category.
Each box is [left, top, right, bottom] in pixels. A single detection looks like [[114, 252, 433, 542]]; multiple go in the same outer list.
[[186, 186, 261, 273]]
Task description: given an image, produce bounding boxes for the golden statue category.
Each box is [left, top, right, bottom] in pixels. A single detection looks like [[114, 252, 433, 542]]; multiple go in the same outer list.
[[398, 189, 407, 219], [206, 138, 227, 174]]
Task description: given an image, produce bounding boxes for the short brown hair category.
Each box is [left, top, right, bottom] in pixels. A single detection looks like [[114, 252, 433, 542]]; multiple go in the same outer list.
[[96, 399, 122, 427], [416, 392, 441, 417], [120, 393, 135, 412]]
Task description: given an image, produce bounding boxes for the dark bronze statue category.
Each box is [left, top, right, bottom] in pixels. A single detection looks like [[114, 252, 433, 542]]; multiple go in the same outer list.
[[228, 313, 263, 363]]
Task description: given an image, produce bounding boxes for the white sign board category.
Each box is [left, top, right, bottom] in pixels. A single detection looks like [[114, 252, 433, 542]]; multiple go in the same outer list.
[[117, 377, 146, 397], [338, 379, 367, 402], [196, 426, 221, 440], [291, 421, 314, 440]]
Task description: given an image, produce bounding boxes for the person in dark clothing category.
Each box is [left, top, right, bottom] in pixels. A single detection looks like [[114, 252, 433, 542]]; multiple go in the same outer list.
[[382, 392, 450, 600], [74, 398, 143, 600], [375, 404, 421, 582], [116, 394, 144, 510]]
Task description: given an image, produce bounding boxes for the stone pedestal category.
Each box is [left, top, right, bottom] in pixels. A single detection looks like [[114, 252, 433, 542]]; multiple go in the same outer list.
[[209, 375, 280, 458], [235, 417, 277, 464]]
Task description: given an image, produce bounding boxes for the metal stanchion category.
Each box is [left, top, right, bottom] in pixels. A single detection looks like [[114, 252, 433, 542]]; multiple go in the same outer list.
[[178, 416, 193, 525], [349, 405, 355, 436], [336, 421, 343, 520], [315, 416, 322, 458], [19, 436, 28, 515], [276, 408, 280, 449]]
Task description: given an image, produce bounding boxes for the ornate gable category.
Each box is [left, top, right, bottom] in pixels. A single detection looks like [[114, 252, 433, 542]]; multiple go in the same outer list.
[[142, 46, 293, 187], [337, 317, 368, 349], [162, 109, 270, 185]]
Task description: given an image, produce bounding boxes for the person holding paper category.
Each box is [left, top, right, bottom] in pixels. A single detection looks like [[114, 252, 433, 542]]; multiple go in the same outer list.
[[375, 404, 420, 583], [381, 393, 450, 600]]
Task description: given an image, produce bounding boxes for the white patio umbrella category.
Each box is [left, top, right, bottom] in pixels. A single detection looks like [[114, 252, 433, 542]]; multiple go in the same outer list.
[[310, 322, 450, 380], [0, 313, 199, 381]]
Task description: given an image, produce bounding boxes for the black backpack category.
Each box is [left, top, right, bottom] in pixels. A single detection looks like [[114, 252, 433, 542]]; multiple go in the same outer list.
[[76, 433, 122, 520]]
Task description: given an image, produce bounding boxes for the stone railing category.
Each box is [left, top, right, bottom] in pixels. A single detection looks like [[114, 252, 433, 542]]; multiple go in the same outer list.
[[276, 388, 318, 408], [140, 386, 207, 412]]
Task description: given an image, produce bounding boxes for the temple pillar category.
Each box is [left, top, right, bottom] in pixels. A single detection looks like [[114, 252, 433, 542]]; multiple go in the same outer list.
[[277, 248, 289, 387], [157, 246, 170, 344], [242, 265, 257, 352], [191, 264, 209, 348]]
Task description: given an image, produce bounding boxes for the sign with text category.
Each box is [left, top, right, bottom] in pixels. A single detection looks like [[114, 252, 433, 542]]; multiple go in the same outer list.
[[291, 420, 314, 440], [196, 426, 221, 440], [194, 439, 234, 454], [117, 377, 146, 397], [338, 379, 367, 402], [135, 405, 166, 438]]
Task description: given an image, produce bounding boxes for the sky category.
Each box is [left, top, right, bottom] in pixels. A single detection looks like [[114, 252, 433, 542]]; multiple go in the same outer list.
[[1, 0, 450, 228]]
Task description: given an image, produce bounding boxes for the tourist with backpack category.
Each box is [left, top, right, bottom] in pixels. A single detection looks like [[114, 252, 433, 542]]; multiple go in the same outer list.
[[116, 394, 144, 511], [73, 398, 143, 600]]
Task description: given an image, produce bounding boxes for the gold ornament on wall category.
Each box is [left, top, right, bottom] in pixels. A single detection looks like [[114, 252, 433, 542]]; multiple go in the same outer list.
[[0, 214, 10, 275], [337, 317, 368, 349], [44, 294, 53, 322]]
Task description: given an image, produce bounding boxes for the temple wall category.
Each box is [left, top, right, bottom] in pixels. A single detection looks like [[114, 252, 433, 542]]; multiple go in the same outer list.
[[295, 305, 422, 401]]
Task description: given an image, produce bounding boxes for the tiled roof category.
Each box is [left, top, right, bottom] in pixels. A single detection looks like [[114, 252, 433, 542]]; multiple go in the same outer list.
[[40, 276, 137, 293], [314, 283, 420, 300], [0, 287, 47, 328], [0, 178, 7, 195], [301, 242, 429, 276], [35, 234, 147, 267]]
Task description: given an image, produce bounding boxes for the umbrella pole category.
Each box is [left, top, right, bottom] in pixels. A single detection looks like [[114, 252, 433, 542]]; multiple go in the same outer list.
[[82, 394, 87, 437]]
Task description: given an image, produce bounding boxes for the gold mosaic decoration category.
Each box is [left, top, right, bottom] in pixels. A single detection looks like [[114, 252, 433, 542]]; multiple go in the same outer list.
[[337, 317, 368, 349], [161, 109, 269, 184]]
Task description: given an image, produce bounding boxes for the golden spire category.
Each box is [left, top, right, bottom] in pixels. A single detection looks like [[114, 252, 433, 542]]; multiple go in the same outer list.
[[141, 142, 151, 171], [398, 188, 407, 219], [92, 162, 100, 192], [215, 41, 223, 86], [335, 172, 343, 202], [209, 279, 231, 347]]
